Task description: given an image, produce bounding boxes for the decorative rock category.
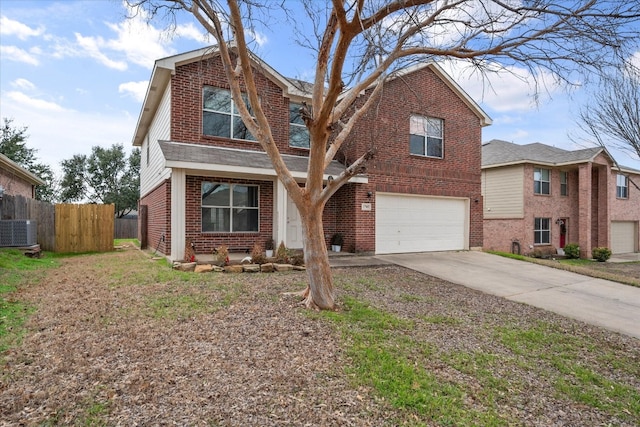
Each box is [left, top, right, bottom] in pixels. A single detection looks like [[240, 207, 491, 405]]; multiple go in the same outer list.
[[243, 264, 260, 273], [194, 264, 214, 273], [224, 265, 244, 273], [173, 262, 196, 272], [293, 265, 306, 271], [274, 263, 293, 272], [212, 265, 224, 272], [260, 263, 274, 273]]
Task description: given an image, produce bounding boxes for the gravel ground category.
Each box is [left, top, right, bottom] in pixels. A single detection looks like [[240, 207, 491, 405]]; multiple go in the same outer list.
[[1, 246, 638, 426]]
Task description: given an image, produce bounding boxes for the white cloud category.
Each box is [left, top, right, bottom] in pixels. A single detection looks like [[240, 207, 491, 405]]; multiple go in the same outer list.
[[74, 33, 128, 71], [0, 45, 40, 65], [5, 91, 68, 112], [442, 60, 559, 113], [175, 22, 210, 43], [11, 78, 36, 91], [119, 81, 149, 103], [1, 91, 136, 173], [246, 29, 268, 47], [0, 15, 45, 40]]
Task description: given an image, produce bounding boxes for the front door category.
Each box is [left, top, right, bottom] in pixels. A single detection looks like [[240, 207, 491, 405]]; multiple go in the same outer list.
[[558, 218, 567, 248], [286, 196, 303, 249]]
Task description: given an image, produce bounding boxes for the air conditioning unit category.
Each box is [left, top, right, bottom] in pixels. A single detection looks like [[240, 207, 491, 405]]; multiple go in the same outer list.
[[0, 220, 38, 247]]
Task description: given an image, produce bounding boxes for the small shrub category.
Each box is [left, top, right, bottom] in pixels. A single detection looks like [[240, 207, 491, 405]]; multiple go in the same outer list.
[[289, 251, 305, 266], [215, 245, 229, 265], [251, 242, 266, 264], [563, 243, 580, 259], [591, 247, 612, 262], [275, 241, 288, 263], [330, 233, 344, 246], [265, 238, 275, 251]]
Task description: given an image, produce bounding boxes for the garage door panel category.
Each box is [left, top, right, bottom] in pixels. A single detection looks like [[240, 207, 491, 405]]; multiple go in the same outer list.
[[376, 194, 467, 254], [611, 221, 637, 254]]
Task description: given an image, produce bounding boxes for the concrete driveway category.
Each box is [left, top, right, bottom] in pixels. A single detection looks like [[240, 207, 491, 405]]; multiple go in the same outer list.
[[377, 251, 640, 339]]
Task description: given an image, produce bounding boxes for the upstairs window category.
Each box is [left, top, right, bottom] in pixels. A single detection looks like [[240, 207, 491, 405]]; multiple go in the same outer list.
[[617, 174, 628, 199], [560, 171, 568, 196], [202, 182, 259, 233], [534, 168, 550, 195], [410, 115, 443, 158], [289, 102, 310, 148], [534, 217, 550, 245], [203, 86, 256, 141]]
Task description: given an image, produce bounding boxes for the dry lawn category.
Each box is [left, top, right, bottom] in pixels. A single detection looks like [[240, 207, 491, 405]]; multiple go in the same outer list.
[[1, 245, 638, 426]]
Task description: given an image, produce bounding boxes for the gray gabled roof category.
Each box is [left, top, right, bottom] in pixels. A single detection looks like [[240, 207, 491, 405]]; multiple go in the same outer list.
[[482, 139, 606, 168], [158, 140, 355, 179]]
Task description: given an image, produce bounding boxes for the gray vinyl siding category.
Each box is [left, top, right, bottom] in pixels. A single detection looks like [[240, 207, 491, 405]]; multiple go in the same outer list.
[[482, 165, 524, 218]]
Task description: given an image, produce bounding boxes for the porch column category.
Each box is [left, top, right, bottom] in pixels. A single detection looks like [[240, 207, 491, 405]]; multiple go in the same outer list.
[[274, 179, 287, 247], [170, 169, 186, 262], [577, 163, 592, 258], [597, 164, 611, 249]]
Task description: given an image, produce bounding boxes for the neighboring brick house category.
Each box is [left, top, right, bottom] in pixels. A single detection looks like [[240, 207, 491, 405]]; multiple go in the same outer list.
[[482, 139, 640, 256], [0, 153, 44, 199], [133, 46, 491, 261]]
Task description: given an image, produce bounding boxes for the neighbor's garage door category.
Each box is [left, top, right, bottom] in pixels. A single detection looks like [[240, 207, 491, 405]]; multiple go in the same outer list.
[[611, 221, 637, 254], [375, 193, 467, 254]]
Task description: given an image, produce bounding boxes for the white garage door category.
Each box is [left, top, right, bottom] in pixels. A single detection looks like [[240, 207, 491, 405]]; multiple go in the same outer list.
[[375, 193, 467, 254], [611, 221, 637, 254]]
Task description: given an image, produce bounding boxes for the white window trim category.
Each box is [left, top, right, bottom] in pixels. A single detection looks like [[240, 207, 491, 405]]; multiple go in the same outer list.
[[289, 102, 310, 149], [616, 174, 628, 199], [202, 86, 256, 141], [534, 167, 550, 195], [201, 182, 260, 233], [534, 217, 551, 245], [409, 114, 444, 159]]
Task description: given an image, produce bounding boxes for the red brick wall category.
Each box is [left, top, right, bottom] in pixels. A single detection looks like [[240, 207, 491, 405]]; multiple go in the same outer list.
[[0, 169, 35, 198], [184, 175, 274, 254], [341, 66, 484, 250], [169, 57, 485, 253], [171, 55, 311, 157], [139, 179, 171, 255]]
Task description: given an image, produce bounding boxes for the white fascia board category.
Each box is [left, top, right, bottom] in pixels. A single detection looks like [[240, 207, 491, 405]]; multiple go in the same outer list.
[[164, 160, 368, 183]]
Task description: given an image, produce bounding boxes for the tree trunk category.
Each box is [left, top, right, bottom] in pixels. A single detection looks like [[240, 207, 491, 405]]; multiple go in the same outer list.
[[300, 203, 335, 310]]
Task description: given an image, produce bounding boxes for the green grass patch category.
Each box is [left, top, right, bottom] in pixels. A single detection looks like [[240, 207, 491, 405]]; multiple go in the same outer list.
[[321, 297, 510, 426], [497, 322, 640, 422], [0, 249, 60, 354], [421, 314, 461, 326], [485, 250, 527, 261]]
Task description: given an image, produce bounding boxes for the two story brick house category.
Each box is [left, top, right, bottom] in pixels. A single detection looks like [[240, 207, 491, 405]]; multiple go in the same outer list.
[[133, 46, 491, 261], [482, 139, 640, 256]]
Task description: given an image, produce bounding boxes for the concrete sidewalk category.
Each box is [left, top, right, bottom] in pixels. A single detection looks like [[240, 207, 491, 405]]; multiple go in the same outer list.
[[375, 251, 640, 339]]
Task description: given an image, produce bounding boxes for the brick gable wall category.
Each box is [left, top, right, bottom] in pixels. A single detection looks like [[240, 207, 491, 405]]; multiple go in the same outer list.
[[340, 66, 484, 249], [171, 56, 310, 157]]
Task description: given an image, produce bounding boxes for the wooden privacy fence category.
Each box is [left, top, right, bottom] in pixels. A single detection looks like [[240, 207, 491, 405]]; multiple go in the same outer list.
[[55, 204, 115, 253], [115, 217, 138, 239], [0, 194, 55, 251]]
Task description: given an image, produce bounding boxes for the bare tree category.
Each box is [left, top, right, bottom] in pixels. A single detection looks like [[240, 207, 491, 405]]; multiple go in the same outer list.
[[575, 64, 640, 160], [128, 0, 640, 310]]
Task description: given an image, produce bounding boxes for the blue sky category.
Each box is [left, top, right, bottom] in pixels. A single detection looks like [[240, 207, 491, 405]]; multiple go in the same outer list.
[[1, 0, 639, 173]]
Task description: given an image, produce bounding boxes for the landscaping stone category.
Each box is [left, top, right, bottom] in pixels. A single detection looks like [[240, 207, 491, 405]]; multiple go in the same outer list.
[[260, 263, 274, 273], [224, 265, 244, 273], [194, 264, 214, 273], [243, 264, 260, 273], [274, 264, 293, 272], [173, 262, 196, 272], [293, 265, 306, 271]]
